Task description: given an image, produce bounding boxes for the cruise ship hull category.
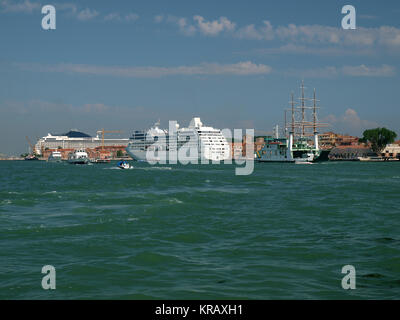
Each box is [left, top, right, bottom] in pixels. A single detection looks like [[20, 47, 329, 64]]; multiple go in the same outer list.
[[126, 147, 228, 163], [126, 149, 150, 162]]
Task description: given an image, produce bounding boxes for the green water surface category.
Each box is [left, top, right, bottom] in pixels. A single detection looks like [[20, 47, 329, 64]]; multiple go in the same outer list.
[[0, 161, 399, 299]]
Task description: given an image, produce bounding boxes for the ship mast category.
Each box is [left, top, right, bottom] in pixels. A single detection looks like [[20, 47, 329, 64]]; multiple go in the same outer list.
[[312, 88, 320, 150], [284, 110, 287, 138], [283, 82, 327, 152], [300, 80, 305, 137], [313, 88, 317, 134], [291, 92, 295, 134], [288, 92, 295, 154]]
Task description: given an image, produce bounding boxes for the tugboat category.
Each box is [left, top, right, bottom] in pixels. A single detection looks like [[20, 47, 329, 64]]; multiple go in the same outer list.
[[67, 149, 89, 164], [24, 154, 39, 161], [117, 160, 131, 169], [24, 136, 39, 160]]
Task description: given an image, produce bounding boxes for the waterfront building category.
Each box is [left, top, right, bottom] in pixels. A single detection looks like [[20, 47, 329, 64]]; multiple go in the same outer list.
[[319, 132, 359, 149], [328, 145, 375, 161], [254, 136, 268, 152], [230, 142, 243, 159], [41, 145, 128, 161]]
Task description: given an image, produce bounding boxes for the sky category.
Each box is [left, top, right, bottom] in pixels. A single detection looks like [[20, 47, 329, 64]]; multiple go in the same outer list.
[[0, 0, 400, 155]]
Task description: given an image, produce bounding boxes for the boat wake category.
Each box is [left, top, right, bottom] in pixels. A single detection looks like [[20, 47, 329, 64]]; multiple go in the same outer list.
[[133, 166, 172, 171]]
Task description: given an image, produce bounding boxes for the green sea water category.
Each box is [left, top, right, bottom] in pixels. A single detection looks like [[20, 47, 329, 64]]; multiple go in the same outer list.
[[0, 160, 399, 299]]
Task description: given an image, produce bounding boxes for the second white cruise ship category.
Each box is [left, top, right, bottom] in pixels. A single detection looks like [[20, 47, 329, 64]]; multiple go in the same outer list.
[[126, 117, 231, 163]]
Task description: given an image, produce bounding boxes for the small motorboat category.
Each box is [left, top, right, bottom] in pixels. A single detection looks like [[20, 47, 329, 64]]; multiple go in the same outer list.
[[117, 160, 131, 169]]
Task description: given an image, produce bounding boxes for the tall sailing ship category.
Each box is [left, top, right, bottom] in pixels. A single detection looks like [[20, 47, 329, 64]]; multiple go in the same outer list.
[[256, 81, 328, 163]]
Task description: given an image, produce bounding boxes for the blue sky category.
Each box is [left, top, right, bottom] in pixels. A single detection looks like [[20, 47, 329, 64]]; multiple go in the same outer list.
[[1, 0, 400, 155]]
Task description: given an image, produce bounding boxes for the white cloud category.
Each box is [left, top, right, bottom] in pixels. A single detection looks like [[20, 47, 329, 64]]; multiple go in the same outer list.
[[76, 8, 99, 21], [378, 26, 400, 46], [16, 61, 272, 78], [176, 17, 195, 36], [104, 12, 120, 21], [236, 21, 274, 40], [324, 108, 378, 135], [249, 44, 375, 56], [157, 15, 400, 52], [154, 14, 164, 23], [341, 64, 395, 77], [55, 2, 77, 15], [160, 15, 236, 37], [104, 12, 139, 22], [193, 15, 236, 36], [16, 62, 395, 79], [251, 23, 400, 49], [165, 15, 196, 36], [0, 0, 40, 13], [284, 64, 396, 78], [125, 13, 139, 22]]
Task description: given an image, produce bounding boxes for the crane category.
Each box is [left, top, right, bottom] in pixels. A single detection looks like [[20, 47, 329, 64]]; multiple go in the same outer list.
[[25, 136, 36, 155], [97, 129, 122, 150]]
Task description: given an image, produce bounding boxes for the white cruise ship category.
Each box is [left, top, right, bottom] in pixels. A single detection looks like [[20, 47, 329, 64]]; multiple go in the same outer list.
[[126, 117, 230, 163], [34, 130, 129, 155]]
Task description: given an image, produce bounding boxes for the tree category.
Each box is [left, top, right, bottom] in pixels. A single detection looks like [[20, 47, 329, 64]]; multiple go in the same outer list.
[[116, 150, 124, 157], [359, 128, 397, 153]]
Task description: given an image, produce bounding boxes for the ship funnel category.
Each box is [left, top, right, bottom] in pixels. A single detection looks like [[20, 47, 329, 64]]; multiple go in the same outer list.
[[189, 117, 203, 128]]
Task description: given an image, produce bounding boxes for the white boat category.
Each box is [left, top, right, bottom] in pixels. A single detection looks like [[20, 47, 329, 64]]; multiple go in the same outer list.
[[357, 156, 384, 162], [126, 117, 230, 163], [67, 149, 89, 164], [295, 159, 313, 164], [47, 151, 62, 162]]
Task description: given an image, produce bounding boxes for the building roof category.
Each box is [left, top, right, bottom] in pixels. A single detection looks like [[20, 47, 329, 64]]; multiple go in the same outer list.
[[54, 130, 92, 138], [330, 146, 375, 156]]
